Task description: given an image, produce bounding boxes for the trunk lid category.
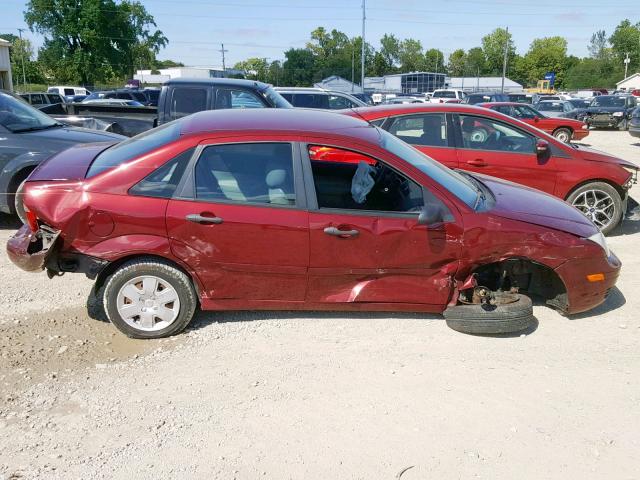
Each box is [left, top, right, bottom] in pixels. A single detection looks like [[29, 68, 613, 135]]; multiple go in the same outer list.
[[28, 142, 117, 181]]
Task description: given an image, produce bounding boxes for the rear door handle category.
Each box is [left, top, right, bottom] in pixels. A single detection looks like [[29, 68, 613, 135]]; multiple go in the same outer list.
[[324, 226, 359, 237], [466, 159, 488, 167], [186, 213, 223, 224]]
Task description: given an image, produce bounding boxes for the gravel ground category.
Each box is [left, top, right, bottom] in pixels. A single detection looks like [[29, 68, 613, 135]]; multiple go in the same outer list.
[[0, 130, 639, 479]]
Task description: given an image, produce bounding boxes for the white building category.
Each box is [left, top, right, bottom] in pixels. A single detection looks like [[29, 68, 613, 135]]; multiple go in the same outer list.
[[0, 38, 13, 90], [616, 73, 640, 91], [448, 76, 523, 93], [364, 72, 447, 94], [134, 66, 245, 85], [313, 75, 363, 93]]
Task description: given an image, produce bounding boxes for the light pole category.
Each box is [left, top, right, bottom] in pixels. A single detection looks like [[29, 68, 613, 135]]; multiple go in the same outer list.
[[501, 26, 509, 93], [361, 0, 366, 92], [17, 28, 27, 87], [624, 52, 630, 79]]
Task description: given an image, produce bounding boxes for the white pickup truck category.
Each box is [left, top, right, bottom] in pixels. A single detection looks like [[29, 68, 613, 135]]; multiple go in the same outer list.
[[429, 89, 465, 103]]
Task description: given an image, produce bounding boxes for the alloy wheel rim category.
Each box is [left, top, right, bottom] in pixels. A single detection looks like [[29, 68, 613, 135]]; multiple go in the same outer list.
[[571, 189, 616, 230], [556, 131, 570, 142], [116, 275, 180, 331]]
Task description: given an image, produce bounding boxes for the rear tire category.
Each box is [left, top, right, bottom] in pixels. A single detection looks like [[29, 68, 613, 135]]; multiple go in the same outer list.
[[444, 294, 533, 335], [553, 127, 572, 143], [103, 257, 197, 339], [566, 182, 622, 235]]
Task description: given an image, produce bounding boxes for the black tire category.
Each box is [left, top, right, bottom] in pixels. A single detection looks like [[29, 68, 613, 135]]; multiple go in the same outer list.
[[102, 257, 197, 339], [566, 182, 622, 235], [444, 294, 533, 335], [553, 127, 572, 143]]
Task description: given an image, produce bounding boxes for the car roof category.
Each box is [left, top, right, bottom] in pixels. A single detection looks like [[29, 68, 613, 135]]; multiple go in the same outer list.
[[349, 103, 493, 118], [180, 108, 379, 141], [163, 77, 270, 89]]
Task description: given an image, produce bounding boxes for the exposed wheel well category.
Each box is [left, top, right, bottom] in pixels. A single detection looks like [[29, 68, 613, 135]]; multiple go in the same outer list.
[[470, 258, 568, 311], [94, 254, 200, 301]]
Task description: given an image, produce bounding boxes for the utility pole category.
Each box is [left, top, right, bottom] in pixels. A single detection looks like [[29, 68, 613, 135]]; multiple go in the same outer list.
[[351, 46, 355, 91], [219, 43, 228, 72], [361, 0, 366, 92], [501, 26, 509, 93], [624, 52, 630, 79], [17, 28, 27, 87]]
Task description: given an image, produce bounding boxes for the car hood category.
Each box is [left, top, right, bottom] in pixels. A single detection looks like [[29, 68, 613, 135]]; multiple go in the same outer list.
[[25, 125, 125, 144], [571, 145, 637, 169], [586, 106, 625, 113], [473, 173, 598, 238]]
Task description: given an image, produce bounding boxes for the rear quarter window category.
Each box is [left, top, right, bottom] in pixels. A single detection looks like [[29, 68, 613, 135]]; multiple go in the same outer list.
[[129, 148, 194, 198]]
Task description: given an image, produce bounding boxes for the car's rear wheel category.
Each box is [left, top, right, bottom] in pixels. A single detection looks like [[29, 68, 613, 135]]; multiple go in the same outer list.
[[552, 127, 572, 143], [567, 182, 622, 235], [444, 293, 533, 335], [103, 258, 197, 339]]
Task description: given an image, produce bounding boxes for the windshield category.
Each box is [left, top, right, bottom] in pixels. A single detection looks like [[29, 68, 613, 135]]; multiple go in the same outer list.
[[0, 91, 60, 132], [378, 128, 479, 208], [433, 91, 456, 98], [569, 99, 590, 108], [591, 96, 625, 107], [86, 120, 181, 178], [261, 86, 292, 108], [538, 102, 564, 112]]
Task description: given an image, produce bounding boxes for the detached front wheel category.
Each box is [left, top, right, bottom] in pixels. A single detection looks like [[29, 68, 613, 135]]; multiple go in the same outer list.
[[567, 182, 622, 235], [103, 258, 197, 339]]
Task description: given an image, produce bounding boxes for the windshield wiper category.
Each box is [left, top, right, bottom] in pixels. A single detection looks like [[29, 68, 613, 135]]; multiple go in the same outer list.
[[12, 122, 65, 133]]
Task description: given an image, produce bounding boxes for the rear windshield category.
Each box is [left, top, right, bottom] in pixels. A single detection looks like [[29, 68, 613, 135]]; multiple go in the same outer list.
[[539, 102, 564, 111], [433, 91, 456, 98], [86, 121, 181, 178]]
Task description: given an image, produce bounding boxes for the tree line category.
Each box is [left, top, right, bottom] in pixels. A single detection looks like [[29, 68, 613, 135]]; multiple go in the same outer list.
[[1, 0, 638, 90]]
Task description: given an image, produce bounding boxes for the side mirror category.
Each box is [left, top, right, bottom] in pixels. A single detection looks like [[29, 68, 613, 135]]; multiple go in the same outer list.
[[533, 116, 540, 123], [418, 204, 443, 225], [536, 139, 550, 158]]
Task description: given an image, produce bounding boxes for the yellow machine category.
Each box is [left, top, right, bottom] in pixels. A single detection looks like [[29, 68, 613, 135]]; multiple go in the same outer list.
[[525, 80, 556, 94]]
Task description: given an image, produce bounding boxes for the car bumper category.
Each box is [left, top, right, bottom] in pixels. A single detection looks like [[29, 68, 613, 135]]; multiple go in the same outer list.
[[6, 224, 60, 272], [586, 116, 623, 128], [572, 129, 590, 140], [555, 251, 621, 315]]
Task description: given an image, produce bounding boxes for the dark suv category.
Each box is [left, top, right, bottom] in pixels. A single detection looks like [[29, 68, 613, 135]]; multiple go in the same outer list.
[[584, 95, 638, 130], [462, 92, 510, 105]]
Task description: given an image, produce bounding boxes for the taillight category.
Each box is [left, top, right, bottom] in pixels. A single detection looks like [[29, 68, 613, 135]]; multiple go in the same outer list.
[[25, 209, 38, 233]]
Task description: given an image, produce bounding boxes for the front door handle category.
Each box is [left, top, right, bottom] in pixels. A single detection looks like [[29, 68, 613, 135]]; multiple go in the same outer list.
[[324, 226, 359, 238], [466, 158, 488, 167], [186, 213, 223, 225]]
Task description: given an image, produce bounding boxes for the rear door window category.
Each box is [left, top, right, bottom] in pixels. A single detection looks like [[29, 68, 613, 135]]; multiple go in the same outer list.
[[46, 94, 62, 103], [328, 95, 356, 109], [458, 115, 535, 153], [64, 88, 75, 96], [387, 113, 448, 147], [214, 88, 266, 109], [170, 87, 209, 120], [292, 94, 329, 109], [195, 143, 295, 206]]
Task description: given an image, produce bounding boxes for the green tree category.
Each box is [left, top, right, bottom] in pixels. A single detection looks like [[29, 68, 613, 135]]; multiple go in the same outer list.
[[379, 33, 400, 71], [520, 36, 568, 87], [233, 57, 269, 81], [0, 33, 46, 86], [398, 38, 425, 72], [588, 30, 610, 60], [609, 19, 640, 75], [465, 47, 486, 76], [481, 28, 516, 75], [282, 48, 315, 86], [25, 0, 167, 85], [424, 48, 445, 73], [447, 49, 466, 76]]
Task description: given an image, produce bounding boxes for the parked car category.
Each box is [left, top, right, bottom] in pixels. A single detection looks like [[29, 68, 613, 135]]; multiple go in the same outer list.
[[461, 92, 509, 105], [478, 102, 589, 142], [345, 104, 636, 234], [274, 87, 367, 109], [629, 107, 640, 139], [142, 88, 160, 106], [82, 99, 145, 106], [507, 93, 533, 104], [574, 90, 603, 99], [47, 86, 90, 101], [385, 96, 429, 104], [7, 108, 621, 339], [532, 94, 561, 104], [19, 92, 67, 115], [429, 89, 465, 103], [583, 95, 638, 130], [350, 92, 374, 105], [0, 90, 125, 218], [82, 89, 150, 105], [530, 100, 579, 118]]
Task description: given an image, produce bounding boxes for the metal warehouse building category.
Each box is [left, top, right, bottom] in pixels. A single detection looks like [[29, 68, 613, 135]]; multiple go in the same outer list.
[[0, 38, 13, 90], [448, 76, 523, 93]]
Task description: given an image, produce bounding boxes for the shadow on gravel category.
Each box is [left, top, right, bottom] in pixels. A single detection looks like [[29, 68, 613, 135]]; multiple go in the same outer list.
[[568, 286, 626, 320], [0, 213, 21, 231], [611, 197, 640, 236]]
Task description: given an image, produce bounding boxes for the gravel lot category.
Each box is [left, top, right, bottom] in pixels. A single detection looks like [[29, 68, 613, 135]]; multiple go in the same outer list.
[[1, 130, 639, 479]]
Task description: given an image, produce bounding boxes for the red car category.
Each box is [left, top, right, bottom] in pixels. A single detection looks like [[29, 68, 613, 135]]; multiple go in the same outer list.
[[347, 104, 637, 234], [7, 109, 620, 339], [478, 101, 589, 143]]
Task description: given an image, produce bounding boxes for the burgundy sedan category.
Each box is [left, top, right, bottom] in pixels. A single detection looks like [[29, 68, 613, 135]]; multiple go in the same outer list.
[[8, 109, 620, 338], [347, 104, 637, 234]]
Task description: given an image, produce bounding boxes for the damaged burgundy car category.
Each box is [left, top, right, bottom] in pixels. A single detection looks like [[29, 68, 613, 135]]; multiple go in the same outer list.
[[7, 109, 620, 338]]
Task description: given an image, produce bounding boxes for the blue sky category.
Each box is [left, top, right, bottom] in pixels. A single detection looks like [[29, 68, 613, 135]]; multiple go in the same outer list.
[[2, 0, 639, 69]]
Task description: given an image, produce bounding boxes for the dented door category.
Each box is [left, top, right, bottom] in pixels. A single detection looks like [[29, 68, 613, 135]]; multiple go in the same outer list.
[[307, 211, 459, 306]]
